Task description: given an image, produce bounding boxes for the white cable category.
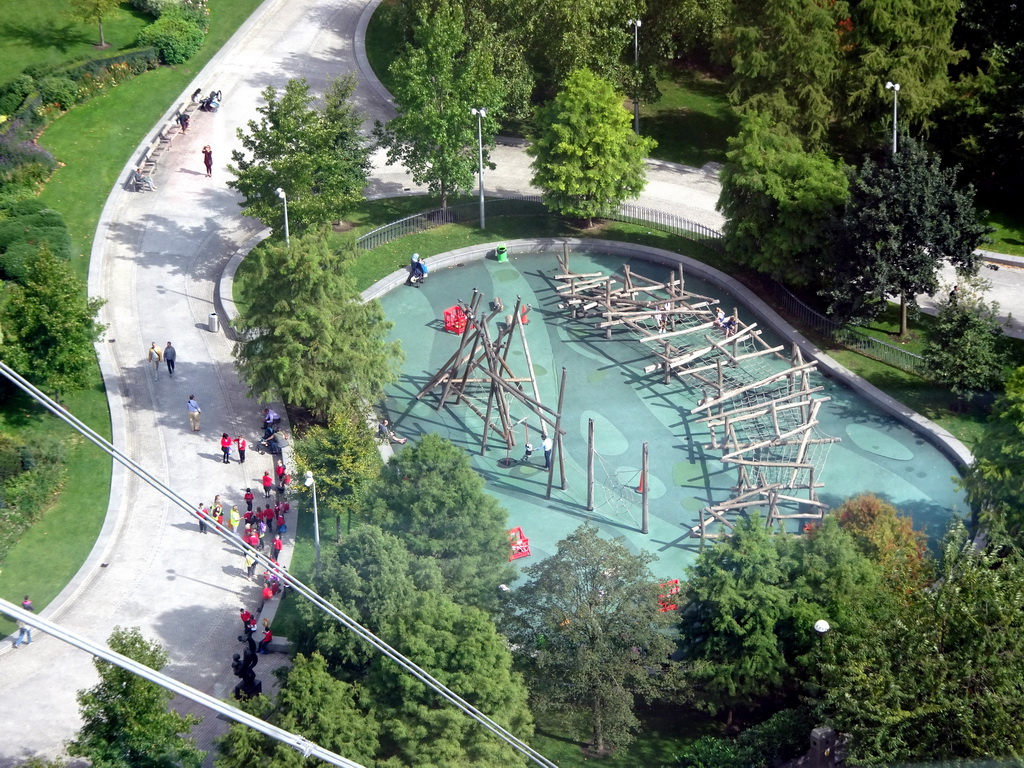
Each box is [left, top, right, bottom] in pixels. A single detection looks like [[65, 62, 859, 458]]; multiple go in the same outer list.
[[0, 361, 557, 768], [0, 600, 367, 768]]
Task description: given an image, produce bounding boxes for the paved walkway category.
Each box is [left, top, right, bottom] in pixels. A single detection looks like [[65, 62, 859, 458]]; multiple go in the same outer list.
[[0, 0, 1018, 762]]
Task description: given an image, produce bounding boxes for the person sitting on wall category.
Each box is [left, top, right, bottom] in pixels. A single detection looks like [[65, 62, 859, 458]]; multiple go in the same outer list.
[[378, 418, 408, 445]]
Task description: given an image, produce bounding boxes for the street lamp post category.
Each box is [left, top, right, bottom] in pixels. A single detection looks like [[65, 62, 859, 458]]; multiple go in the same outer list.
[[885, 81, 900, 154], [627, 19, 642, 135], [275, 187, 290, 247], [303, 471, 321, 577], [471, 107, 487, 230]]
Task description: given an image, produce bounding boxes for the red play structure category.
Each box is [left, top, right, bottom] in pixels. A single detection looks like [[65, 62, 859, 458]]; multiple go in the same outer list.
[[508, 526, 531, 561], [444, 305, 467, 334]]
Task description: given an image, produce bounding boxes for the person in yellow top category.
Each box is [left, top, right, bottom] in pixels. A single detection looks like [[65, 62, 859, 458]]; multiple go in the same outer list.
[[147, 342, 163, 380], [228, 505, 242, 535]]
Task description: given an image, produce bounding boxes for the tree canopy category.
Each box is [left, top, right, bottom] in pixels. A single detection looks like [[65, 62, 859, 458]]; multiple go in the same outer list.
[[376, 0, 504, 208], [825, 135, 991, 333], [503, 524, 677, 754], [1, 245, 105, 399], [228, 77, 370, 235], [67, 626, 203, 768], [717, 113, 849, 285], [528, 68, 655, 226], [232, 230, 402, 419], [365, 433, 515, 610], [215, 653, 379, 768]]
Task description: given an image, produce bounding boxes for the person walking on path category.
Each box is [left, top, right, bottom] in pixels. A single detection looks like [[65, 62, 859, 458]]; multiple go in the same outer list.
[[164, 342, 176, 376], [275, 460, 286, 493], [147, 342, 162, 379], [262, 471, 273, 498], [239, 608, 253, 637], [244, 488, 254, 512], [220, 433, 232, 464], [178, 112, 190, 134], [13, 619, 32, 648], [271, 533, 283, 562], [234, 435, 247, 464], [202, 145, 213, 177], [197, 503, 209, 534], [187, 395, 201, 431], [542, 435, 554, 470]]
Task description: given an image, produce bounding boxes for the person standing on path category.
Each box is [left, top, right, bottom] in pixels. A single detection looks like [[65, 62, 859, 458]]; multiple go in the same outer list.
[[164, 342, 176, 377], [542, 435, 554, 470], [262, 471, 273, 498], [202, 145, 213, 177], [220, 433, 232, 464], [147, 342, 162, 379], [187, 395, 201, 431], [244, 552, 258, 580], [234, 435, 247, 464], [197, 503, 209, 534], [239, 608, 253, 637], [271, 533, 283, 562], [243, 488, 254, 512], [228, 505, 241, 535]]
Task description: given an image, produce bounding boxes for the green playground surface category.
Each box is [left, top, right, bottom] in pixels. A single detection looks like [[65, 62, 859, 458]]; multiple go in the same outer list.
[[376, 249, 969, 583]]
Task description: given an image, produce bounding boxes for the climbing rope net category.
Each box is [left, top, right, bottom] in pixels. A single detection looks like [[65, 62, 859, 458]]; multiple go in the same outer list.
[[553, 252, 838, 540]]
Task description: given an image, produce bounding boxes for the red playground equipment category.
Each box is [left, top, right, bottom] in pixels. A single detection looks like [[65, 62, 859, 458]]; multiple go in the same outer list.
[[658, 579, 680, 612], [444, 305, 467, 334], [508, 526, 531, 561]]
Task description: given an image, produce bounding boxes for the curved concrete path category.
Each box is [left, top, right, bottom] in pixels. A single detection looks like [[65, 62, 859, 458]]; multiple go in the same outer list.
[[0, 0, 1013, 762]]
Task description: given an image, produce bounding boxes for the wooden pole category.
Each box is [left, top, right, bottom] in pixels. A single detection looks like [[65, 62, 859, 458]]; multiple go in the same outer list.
[[546, 367, 568, 498], [587, 418, 595, 511], [641, 441, 649, 534]]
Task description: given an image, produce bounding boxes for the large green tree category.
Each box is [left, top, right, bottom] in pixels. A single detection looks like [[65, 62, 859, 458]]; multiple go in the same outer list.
[[825, 135, 991, 334], [503, 524, 677, 754], [294, 525, 445, 675], [817, 524, 1024, 765], [215, 653, 379, 768], [1, 245, 104, 400], [67, 0, 121, 47], [679, 515, 791, 725], [963, 366, 1024, 538], [369, 590, 534, 767], [366, 434, 515, 610], [228, 77, 370, 235], [67, 626, 203, 768], [233, 231, 401, 419], [376, 0, 503, 208], [717, 113, 849, 285], [292, 403, 382, 536], [726, 0, 849, 146], [529, 68, 655, 226]]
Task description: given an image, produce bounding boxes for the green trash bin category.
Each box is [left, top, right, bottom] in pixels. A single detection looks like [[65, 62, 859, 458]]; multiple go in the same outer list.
[[496, 244, 508, 263]]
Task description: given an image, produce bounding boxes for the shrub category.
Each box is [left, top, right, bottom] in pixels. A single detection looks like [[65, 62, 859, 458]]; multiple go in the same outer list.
[[163, 0, 210, 33], [35, 76, 78, 110], [0, 123, 57, 195], [735, 708, 815, 765], [0, 75, 35, 116], [0, 433, 21, 483], [138, 16, 205, 64], [672, 736, 753, 768], [130, 0, 183, 16]]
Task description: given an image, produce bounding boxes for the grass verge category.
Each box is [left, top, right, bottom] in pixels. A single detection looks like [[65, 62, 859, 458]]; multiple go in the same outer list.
[[0, 0, 152, 85]]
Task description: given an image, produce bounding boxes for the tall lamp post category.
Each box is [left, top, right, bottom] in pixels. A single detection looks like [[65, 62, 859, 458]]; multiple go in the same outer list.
[[275, 187, 290, 247], [303, 471, 321, 577], [627, 19, 642, 135], [471, 107, 487, 230], [885, 81, 900, 154]]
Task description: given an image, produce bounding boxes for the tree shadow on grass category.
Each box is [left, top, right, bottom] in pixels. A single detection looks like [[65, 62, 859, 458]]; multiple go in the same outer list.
[[0, 20, 92, 53]]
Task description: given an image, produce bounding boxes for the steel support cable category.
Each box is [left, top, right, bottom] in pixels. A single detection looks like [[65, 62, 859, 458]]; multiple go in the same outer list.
[[0, 362, 557, 768], [0, 599, 365, 768]]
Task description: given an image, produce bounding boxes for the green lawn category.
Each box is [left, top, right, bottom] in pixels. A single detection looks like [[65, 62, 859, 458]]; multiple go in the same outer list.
[[641, 65, 736, 168], [0, 0, 152, 86], [38, 0, 265, 275], [987, 208, 1024, 257]]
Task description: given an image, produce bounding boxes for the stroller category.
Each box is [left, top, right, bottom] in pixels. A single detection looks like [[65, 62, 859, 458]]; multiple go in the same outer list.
[[200, 89, 223, 112]]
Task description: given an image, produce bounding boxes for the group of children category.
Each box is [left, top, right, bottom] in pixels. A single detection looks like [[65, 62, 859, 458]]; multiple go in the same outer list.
[[713, 307, 738, 337], [238, 607, 274, 654]]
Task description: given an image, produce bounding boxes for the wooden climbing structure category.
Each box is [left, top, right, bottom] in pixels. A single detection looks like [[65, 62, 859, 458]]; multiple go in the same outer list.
[[552, 245, 838, 541], [417, 289, 569, 498]]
